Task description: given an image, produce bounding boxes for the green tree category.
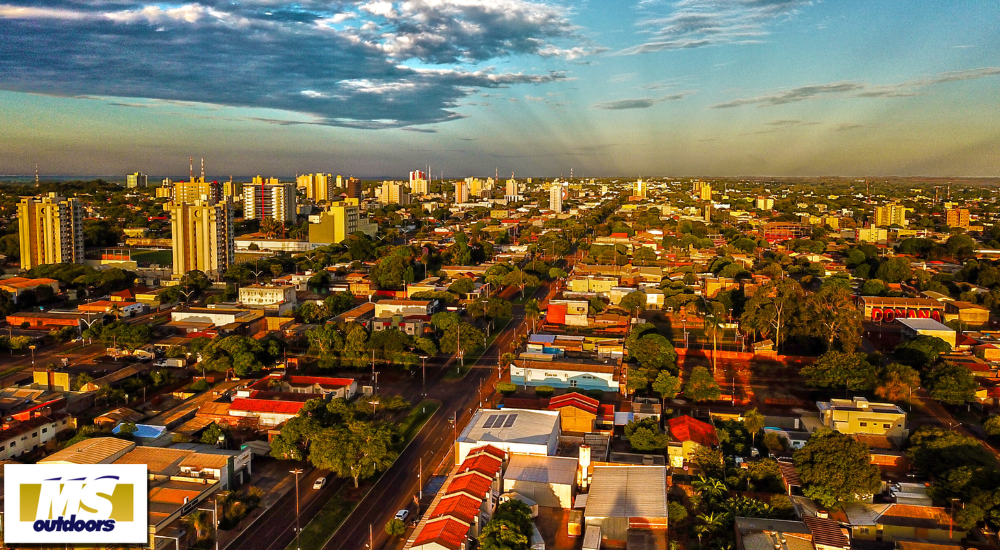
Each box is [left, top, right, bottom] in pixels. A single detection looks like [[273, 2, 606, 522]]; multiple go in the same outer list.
[[200, 423, 227, 445], [684, 366, 721, 401], [894, 336, 952, 368], [310, 421, 397, 488], [875, 363, 921, 403], [743, 408, 766, 448], [448, 277, 475, 295], [630, 333, 678, 374], [619, 290, 647, 316], [440, 322, 485, 364], [385, 519, 406, 537], [859, 279, 888, 296], [924, 363, 978, 405], [117, 421, 138, 438], [793, 430, 881, 509], [324, 291, 356, 315], [740, 279, 800, 352], [652, 371, 681, 399], [800, 285, 863, 352], [984, 416, 1000, 439], [874, 258, 912, 283], [479, 520, 529, 550], [624, 418, 670, 452], [800, 351, 879, 391]]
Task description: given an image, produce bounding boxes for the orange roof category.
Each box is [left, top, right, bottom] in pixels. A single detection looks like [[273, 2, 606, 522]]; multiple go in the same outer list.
[[457, 454, 502, 478], [230, 398, 304, 415], [433, 493, 481, 524], [668, 415, 719, 447], [445, 471, 493, 499], [412, 517, 469, 550], [466, 444, 506, 462], [548, 392, 599, 415]]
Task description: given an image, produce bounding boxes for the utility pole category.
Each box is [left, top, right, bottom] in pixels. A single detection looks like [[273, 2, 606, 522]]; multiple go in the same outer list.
[[419, 458, 423, 500], [291, 469, 303, 550]]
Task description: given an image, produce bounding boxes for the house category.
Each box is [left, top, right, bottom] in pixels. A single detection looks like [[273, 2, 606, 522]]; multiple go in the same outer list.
[[547, 393, 599, 433], [371, 314, 430, 337], [510, 357, 622, 392], [817, 397, 908, 441], [546, 300, 589, 326], [943, 301, 989, 327], [244, 374, 357, 400], [0, 414, 72, 460], [734, 517, 850, 550], [374, 299, 435, 318], [455, 409, 560, 465], [843, 503, 965, 543], [666, 415, 719, 468], [168, 307, 266, 336], [584, 465, 668, 544], [501, 454, 578, 508]]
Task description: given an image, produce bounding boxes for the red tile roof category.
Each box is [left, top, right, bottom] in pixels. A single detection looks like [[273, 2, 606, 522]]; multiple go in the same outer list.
[[668, 415, 719, 447], [458, 454, 502, 478], [445, 471, 493, 499], [466, 444, 507, 462], [433, 493, 481, 524], [803, 516, 850, 549], [412, 517, 469, 550], [548, 393, 599, 415], [229, 398, 304, 415]]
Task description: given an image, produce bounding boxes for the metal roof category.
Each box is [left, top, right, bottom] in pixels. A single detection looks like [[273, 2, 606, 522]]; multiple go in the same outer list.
[[40, 437, 135, 464], [459, 408, 559, 446], [504, 454, 578, 485], [585, 465, 667, 519]]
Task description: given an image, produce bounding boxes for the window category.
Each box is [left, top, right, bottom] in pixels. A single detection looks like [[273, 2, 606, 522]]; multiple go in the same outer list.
[[883, 424, 891, 429], [32, 432, 37, 437], [11, 441, 15, 447], [42, 428, 48, 434], [859, 527, 870, 535], [569, 380, 578, 387], [859, 422, 868, 427]]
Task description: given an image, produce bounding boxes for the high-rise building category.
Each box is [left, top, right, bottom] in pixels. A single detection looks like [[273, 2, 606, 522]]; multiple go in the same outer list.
[[297, 173, 334, 203], [18, 193, 84, 270], [455, 180, 469, 204], [755, 197, 774, 210], [175, 177, 220, 205], [699, 184, 712, 201], [379, 182, 410, 205], [166, 200, 234, 278], [411, 171, 429, 195], [946, 208, 970, 229], [465, 177, 485, 198], [632, 179, 647, 199], [308, 198, 378, 244], [222, 180, 240, 202], [550, 184, 563, 213], [601, 185, 609, 195], [243, 183, 296, 222], [506, 178, 518, 197], [126, 172, 147, 188], [874, 202, 910, 227], [346, 177, 362, 199]]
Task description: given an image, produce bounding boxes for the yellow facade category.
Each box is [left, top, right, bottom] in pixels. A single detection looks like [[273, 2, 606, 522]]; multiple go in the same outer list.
[[18, 193, 84, 270], [874, 202, 910, 227], [946, 208, 970, 229], [174, 178, 219, 205], [309, 199, 377, 244], [166, 200, 234, 278], [819, 397, 907, 440]]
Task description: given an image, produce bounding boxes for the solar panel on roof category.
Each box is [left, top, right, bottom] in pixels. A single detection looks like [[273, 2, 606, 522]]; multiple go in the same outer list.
[[483, 414, 499, 428], [503, 414, 517, 427], [492, 414, 507, 428]]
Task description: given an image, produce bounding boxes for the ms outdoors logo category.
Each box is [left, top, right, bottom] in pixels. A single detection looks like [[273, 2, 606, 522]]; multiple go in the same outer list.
[[4, 464, 148, 544]]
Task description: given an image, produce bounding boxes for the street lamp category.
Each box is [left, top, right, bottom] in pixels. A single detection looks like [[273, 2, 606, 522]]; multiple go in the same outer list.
[[29, 345, 35, 367], [290, 469, 303, 550], [419, 355, 428, 395], [370, 399, 380, 417]]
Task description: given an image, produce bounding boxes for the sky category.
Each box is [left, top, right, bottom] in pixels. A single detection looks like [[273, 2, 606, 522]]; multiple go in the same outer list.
[[0, 0, 998, 178]]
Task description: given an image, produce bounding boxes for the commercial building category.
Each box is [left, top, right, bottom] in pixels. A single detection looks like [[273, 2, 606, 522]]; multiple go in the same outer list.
[[632, 179, 647, 199], [238, 283, 296, 308], [380, 182, 411, 205], [308, 199, 378, 244], [763, 222, 811, 243], [857, 296, 944, 323], [374, 299, 434, 317], [844, 503, 966, 543], [502, 454, 577, 508], [944, 300, 990, 327], [297, 173, 335, 202], [550, 184, 563, 213], [455, 180, 469, 204], [817, 397, 908, 440], [126, 172, 148, 188], [455, 408, 560, 464], [584, 465, 668, 543], [0, 277, 60, 302], [897, 317, 956, 348], [946, 208, 970, 229], [168, 307, 265, 335], [755, 197, 774, 210], [174, 178, 220, 205], [511, 358, 622, 392], [345, 177, 363, 199], [166, 200, 235, 278], [874, 202, 911, 227], [699, 183, 712, 201], [243, 182, 295, 222], [18, 193, 85, 269], [0, 414, 73, 460]]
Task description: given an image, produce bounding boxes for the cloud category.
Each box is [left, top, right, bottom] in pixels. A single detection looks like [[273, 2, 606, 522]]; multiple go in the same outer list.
[[766, 119, 820, 126], [594, 92, 690, 110], [712, 67, 1000, 108], [622, 0, 812, 55], [0, 0, 586, 128], [834, 123, 864, 132]]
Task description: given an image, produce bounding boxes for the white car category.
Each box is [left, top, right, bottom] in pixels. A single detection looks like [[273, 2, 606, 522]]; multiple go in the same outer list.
[[313, 477, 327, 490], [394, 510, 409, 522]]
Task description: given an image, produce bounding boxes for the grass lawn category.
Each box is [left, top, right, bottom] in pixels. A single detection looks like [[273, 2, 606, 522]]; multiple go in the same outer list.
[[286, 400, 440, 550], [443, 317, 511, 381], [131, 249, 173, 266]]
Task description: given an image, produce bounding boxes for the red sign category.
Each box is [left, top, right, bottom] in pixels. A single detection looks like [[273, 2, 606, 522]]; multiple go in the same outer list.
[[870, 307, 941, 323]]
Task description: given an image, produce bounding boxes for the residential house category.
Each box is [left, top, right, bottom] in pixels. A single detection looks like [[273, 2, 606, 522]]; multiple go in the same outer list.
[[666, 415, 719, 468], [817, 397, 908, 441]]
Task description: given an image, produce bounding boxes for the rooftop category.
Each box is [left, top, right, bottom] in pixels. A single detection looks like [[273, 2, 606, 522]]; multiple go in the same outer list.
[[458, 408, 560, 446], [585, 465, 667, 519], [40, 437, 135, 464], [504, 454, 578, 485]]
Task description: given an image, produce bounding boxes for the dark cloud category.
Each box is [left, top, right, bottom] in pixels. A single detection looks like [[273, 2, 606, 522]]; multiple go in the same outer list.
[[593, 92, 690, 110], [0, 0, 586, 128]]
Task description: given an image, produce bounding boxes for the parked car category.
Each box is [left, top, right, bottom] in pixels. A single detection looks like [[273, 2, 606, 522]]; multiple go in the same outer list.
[[313, 477, 327, 490], [394, 510, 409, 522]]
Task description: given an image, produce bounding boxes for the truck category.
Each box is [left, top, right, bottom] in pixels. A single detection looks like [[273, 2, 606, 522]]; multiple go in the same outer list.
[[154, 358, 186, 368]]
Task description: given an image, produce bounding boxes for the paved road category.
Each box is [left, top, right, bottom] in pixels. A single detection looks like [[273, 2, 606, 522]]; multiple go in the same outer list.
[[320, 283, 550, 550]]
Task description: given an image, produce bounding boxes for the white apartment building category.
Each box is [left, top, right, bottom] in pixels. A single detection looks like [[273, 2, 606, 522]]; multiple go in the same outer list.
[[243, 182, 296, 222]]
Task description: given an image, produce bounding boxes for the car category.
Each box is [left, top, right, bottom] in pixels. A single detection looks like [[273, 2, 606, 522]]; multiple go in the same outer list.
[[313, 477, 326, 490], [394, 510, 409, 522]]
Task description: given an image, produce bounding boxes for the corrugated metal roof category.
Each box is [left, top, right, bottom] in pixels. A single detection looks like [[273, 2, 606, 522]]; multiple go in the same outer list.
[[504, 454, 577, 485], [40, 437, 135, 464], [585, 465, 667, 519], [458, 408, 559, 446]]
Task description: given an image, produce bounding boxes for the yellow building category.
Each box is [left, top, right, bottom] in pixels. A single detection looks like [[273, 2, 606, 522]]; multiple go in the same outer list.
[[699, 184, 712, 201], [817, 397, 907, 440], [946, 208, 970, 229], [380, 182, 411, 205], [874, 202, 910, 227], [174, 177, 220, 205], [166, 200, 234, 278], [755, 196, 774, 210], [632, 179, 647, 198], [222, 180, 240, 202], [155, 185, 173, 199], [297, 173, 334, 202], [308, 199, 377, 244], [126, 172, 147, 188], [18, 193, 84, 270], [566, 276, 618, 294], [455, 180, 469, 203]]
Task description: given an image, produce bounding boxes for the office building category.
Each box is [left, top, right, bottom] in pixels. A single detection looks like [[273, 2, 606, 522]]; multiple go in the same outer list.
[[632, 179, 647, 199], [222, 180, 240, 202], [126, 172, 147, 188], [175, 177, 220, 205], [874, 202, 910, 227], [506, 178, 518, 197], [297, 173, 335, 202], [946, 208, 970, 229], [166, 200, 234, 278], [550, 183, 563, 213], [455, 180, 469, 204], [380, 182, 410, 205], [699, 183, 712, 201], [308, 199, 378, 244], [243, 183, 295, 222], [18, 193, 84, 270], [346, 177, 362, 199], [465, 177, 484, 197]]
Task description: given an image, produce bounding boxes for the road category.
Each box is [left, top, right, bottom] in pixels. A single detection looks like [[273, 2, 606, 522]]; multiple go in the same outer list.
[[320, 283, 550, 550]]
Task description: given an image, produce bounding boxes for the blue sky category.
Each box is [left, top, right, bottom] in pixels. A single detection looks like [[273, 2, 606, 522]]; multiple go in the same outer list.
[[1, 0, 998, 177]]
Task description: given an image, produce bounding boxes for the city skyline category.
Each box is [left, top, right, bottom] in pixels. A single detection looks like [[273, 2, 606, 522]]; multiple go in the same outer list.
[[1, 1, 998, 177]]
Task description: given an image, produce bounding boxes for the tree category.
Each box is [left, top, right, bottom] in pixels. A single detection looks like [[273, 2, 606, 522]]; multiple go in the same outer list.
[[385, 519, 406, 537], [448, 277, 474, 295], [793, 430, 881, 509], [524, 299, 541, 332], [924, 363, 978, 405], [652, 371, 681, 399], [310, 421, 397, 488], [874, 258, 912, 283], [800, 351, 879, 391], [633, 247, 657, 266], [431, 311, 461, 331], [324, 291, 356, 316], [624, 418, 670, 452], [894, 335, 952, 368], [740, 279, 800, 352], [440, 322, 485, 364], [117, 421, 138, 438], [684, 366, 721, 401], [859, 279, 888, 296], [875, 363, 921, 403], [480, 500, 532, 550], [743, 408, 766, 448], [984, 416, 1000, 440], [800, 285, 862, 351], [630, 333, 678, 374], [619, 290, 647, 316], [201, 422, 227, 445]]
